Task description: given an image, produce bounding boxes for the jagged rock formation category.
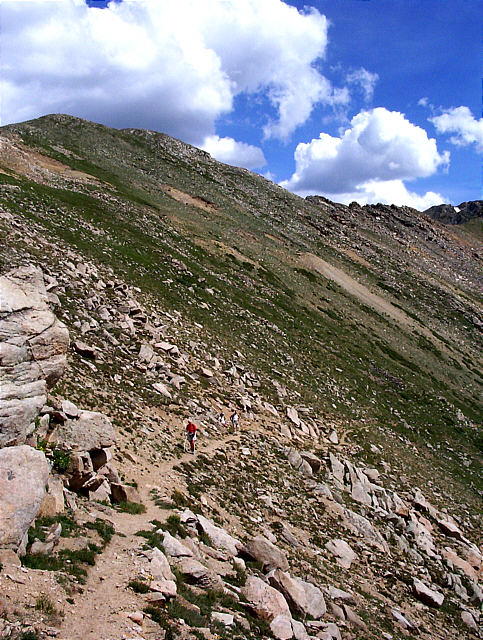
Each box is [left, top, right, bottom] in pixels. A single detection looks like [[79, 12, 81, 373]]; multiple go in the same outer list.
[[424, 200, 483, 225], [0, 265, 69, 446]]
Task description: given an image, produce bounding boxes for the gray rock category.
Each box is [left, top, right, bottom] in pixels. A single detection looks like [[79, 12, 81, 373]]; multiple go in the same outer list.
[[50, 410, 116, 451], [196, 514, 242, 557], [0, 445, 50, 551], [461, 611, 478, 632], [243, 535, 289, 572], [110, 483, 141, 504], [0, 266, 69, 446], [270, 614, 293, 640], [161, 530, 193, 557], [294, 578, 326, 618], [300, 451, 321, 472]]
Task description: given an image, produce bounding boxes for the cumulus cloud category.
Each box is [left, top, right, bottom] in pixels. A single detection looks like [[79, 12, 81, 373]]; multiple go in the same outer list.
[[430, 106, 483, 153], [0, 0, 345, 144], [346, 68, 379, 102], [201, 135, 266, 168], [280, 107, 449, 208], [318, 180, 445, 210]]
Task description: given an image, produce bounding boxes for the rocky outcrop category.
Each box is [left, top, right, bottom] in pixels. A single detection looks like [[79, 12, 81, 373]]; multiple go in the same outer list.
[[49, 409, 116, 451], [0, 445, 50, 552], [0, 266, 69, 446]]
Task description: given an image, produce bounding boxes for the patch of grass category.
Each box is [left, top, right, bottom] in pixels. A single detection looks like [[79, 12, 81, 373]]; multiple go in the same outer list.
[[85, 518, 115, 543], [35, 594, 57, 615], [117, 501, 146, 514], [128, 579, 150, 594], [19, 633, 39, 640], [162, 515, 188, 539], [22, 553, 63, 572]]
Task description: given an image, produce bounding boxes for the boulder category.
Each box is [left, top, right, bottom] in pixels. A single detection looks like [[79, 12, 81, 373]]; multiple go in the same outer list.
[[110, 483, 141, 504], [0, 445, 50, 551], [270, 614, 293, 640], [149, 580, 177, 599], [268, 570, 308, 617], [412, 578, 444, 607], [148, 547, 176, 582], [294, 578, 326, 618], [0, 266, 69, 446], [174, 557, 222, 589], [243, 535, 289, 572], [196, 514, 242, 557], [288, 449, 303, 469], [325, 539, 357, 569], [291, 620, 309, 640], [211, 612, 234, 627], [50, 410, 116, 451], [242, 576, 291, 622], [161, 530, 193, 557], [286, 407, 300, 427], [300, 451, 321, 473]]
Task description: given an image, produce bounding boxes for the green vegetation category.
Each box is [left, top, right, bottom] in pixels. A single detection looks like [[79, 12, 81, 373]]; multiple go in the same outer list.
[[117, 501, 146, 514]]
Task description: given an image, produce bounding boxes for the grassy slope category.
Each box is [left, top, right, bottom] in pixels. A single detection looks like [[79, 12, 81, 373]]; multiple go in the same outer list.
[[0, 114, 481, 512]]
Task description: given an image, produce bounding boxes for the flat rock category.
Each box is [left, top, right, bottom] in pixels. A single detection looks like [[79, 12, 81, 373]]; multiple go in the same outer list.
[[211, 612, 234, 626], [152, 382, 172, 398], [0, 445, 50, 551], [110, 483, 141, 504], [0, 266, 69, 446]]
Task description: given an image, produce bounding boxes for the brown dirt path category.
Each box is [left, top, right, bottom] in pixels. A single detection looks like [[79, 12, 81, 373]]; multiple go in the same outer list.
[[57, 429, 245, 640]]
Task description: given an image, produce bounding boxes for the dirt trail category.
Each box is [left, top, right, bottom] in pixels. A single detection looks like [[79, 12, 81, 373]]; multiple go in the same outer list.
[[57, 429, 244, 640]]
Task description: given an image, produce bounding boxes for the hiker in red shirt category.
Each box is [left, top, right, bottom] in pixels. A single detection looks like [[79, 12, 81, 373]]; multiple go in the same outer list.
[[185, 420, 197, 454]]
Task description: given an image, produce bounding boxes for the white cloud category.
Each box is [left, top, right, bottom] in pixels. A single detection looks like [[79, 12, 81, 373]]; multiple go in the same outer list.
[[0, 0, 345, 143], [346, 68, 378, 102], [430, 106, 483, 153], [201, 135, 266, 169], [280, 107, 449, 208], [318, 180, 445, 210]]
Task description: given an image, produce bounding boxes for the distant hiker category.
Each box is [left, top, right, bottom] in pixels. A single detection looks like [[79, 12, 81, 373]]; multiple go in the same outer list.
[[218, 412, 226, 428], [185, 420, 197, 454], [230, 411, 239, 433]]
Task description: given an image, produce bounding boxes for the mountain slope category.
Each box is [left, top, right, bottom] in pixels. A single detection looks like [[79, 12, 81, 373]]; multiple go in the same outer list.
[[0, 114, 481, 640]]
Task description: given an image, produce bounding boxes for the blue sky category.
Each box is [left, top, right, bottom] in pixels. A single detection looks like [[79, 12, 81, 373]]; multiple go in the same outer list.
[[1, 0, 481, 208]]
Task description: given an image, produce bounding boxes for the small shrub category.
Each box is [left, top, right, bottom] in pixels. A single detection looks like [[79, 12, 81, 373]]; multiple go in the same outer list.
[[117, 501, 146, 514], [52, 448, 71, 472], [163, 515, 188, 539], [128, 579, 150, 594], [20, 633, 39, 640], [35, 594, 57, 615], [22, 553, 63, 572]]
